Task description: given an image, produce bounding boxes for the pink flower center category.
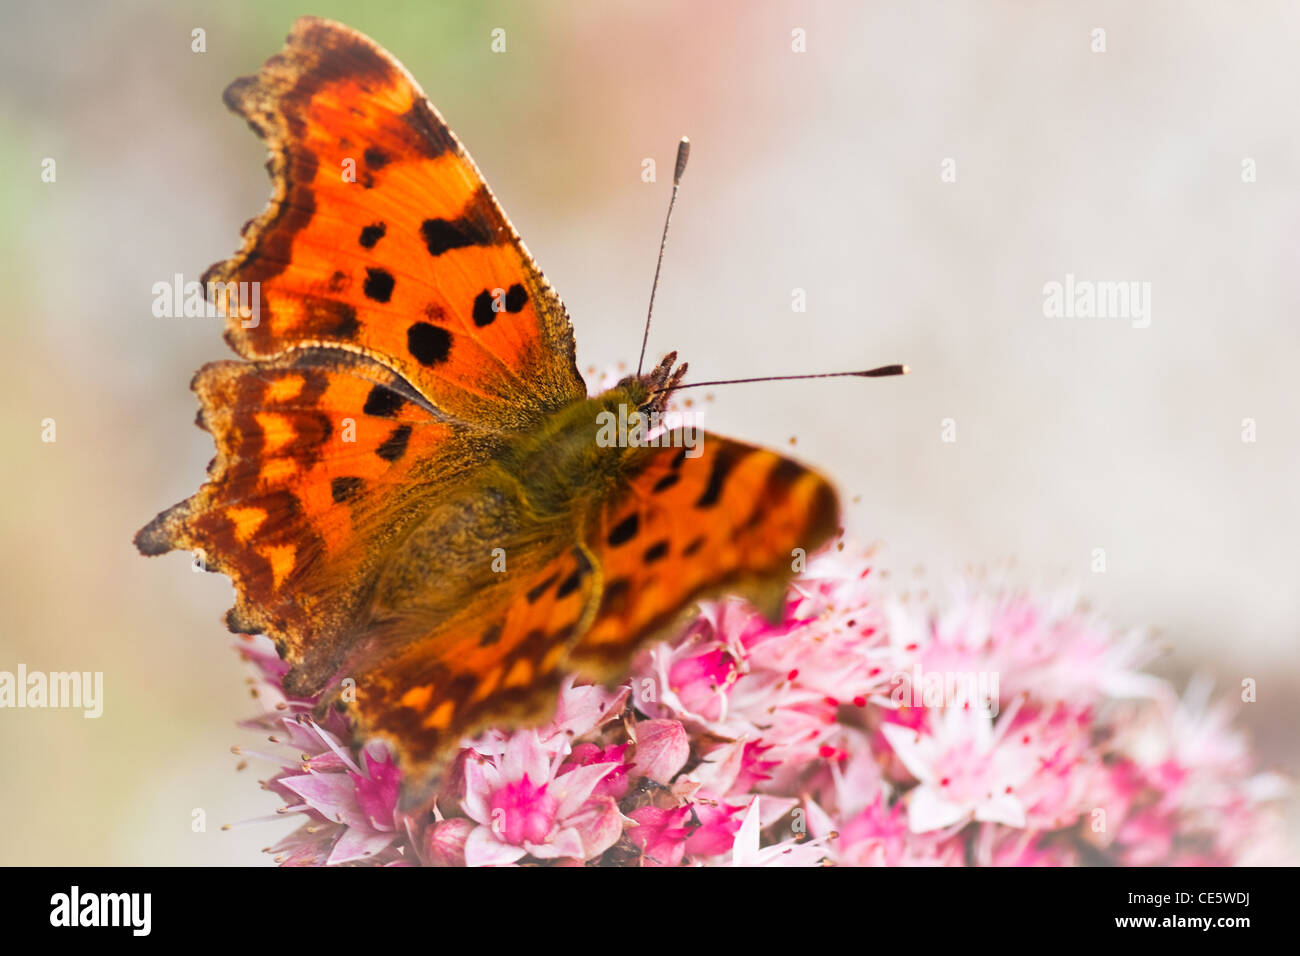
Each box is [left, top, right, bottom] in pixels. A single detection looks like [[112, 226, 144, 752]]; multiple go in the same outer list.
[[488, 775, 558, 846]]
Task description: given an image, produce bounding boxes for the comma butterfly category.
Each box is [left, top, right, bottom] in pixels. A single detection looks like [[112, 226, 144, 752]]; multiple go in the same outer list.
[[136, 17, 902, 806]]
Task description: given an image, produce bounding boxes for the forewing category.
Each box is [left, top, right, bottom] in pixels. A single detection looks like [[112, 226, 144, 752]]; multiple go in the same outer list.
[[207, 16, 586, 426]]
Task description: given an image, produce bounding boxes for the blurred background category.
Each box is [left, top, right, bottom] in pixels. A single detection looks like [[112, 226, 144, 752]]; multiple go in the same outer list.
[[1, 0, 1296, 864]]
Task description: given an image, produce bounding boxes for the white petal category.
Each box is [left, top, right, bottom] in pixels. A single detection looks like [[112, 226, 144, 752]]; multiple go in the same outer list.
[[881, 723, 935, 783], [975, 793, 1026, 828], [460, 758, 492, 824], [730, 798, 763, 866], [907, 786, 969, 833], [802, 798, 837, 841]]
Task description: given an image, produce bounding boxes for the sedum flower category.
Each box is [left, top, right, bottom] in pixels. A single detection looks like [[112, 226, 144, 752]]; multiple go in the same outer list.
[[460, 730, 625, 866], [230, 547, 1290, 866]]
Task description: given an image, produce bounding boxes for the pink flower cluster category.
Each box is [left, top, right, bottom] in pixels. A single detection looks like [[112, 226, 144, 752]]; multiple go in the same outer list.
[[235, 549, 1290, 866]]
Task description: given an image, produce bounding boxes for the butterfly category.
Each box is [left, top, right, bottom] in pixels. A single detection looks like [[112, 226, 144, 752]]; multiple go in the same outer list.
[[136, 16, 861, 808]]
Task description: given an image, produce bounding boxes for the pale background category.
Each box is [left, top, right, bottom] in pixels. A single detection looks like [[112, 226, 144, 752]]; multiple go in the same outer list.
[[1, 0, 1296, 864]]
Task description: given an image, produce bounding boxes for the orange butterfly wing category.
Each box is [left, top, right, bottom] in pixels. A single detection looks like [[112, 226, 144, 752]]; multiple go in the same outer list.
[[207, 16, 584, 422], [138, 17, 587, 691], [342, 431, 840, 802], [135, 351, 479, 691], [350, 544, 600, 804], [571, 433, 840, 675]]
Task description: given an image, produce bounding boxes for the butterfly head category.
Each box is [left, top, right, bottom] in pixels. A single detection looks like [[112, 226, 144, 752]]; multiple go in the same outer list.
[[615, 351, 688, 418]]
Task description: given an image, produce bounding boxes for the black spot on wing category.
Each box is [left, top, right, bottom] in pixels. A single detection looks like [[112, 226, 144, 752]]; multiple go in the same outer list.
[[359, 222, 386, 248], [363, 385, 405, 418], [505, 284, 527, 313], [472, 290, 496, 327], [330, 476, 364, 503], [652, 473, 679, 494], [376, 424, 412, 462], [407, 322, 452, 366], [527, 572, 560, 604], [643, 540, 669, 564], [599, 578, 631, 617], [556, 569, 583, 599], [363, 268, 395, 303], [420, 191, 496, 257], [695, 452, 740, 508], [556, 547, 592, 600], [651, 449, 688, 492], [478, 621, 504, 647], [607, 513, 640, 546]]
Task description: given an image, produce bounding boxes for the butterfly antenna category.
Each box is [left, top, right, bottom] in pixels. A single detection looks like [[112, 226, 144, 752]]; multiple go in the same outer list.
[[653, 364, 910, 394], [636, 136, 691, 377]]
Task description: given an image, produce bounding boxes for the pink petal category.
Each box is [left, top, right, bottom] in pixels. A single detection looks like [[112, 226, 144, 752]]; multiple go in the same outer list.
[[349, 750, 400, 831], [503, 730, 549, 785], [553, 762, 618, 819], [756, 795, 798, 829], [565, 796, 626, 859], [423, 817, 475, 867], [688, 739, 746, 796], [464, 826, 529, 867], [549, 678, 630, 740], [275, 715, 339, 755], [326, 825, 396, 865], [279, 772, 370, 830], [526, 825, 586, 860], [632, 719, 690, 784]]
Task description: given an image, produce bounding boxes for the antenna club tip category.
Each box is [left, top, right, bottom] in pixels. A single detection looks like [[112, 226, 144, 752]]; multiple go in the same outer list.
[[901, 364, 911, 374], [673, 138, 691, 183]]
